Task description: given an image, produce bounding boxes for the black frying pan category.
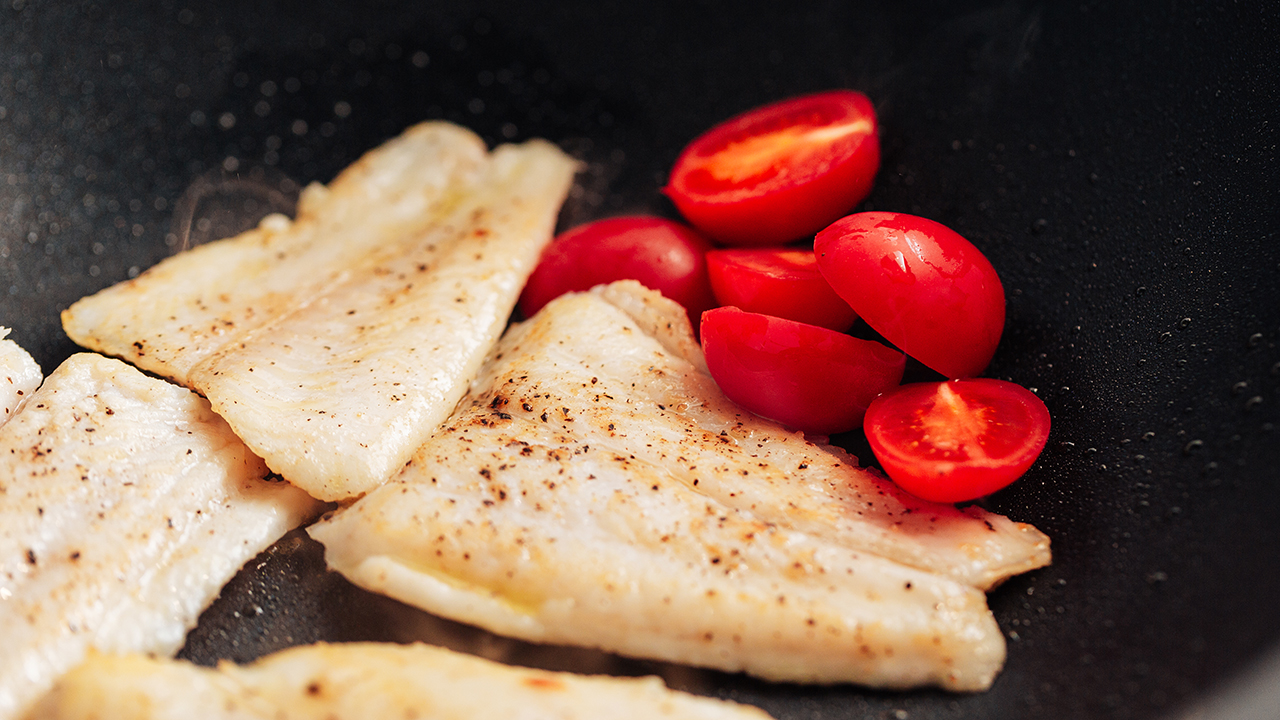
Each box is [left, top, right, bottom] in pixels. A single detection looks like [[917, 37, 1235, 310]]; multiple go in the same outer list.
[[3, 2, 1277, 718]]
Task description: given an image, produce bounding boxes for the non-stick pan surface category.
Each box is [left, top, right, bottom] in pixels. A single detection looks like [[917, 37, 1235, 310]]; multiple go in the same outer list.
[[2, 2, 1277, 719]]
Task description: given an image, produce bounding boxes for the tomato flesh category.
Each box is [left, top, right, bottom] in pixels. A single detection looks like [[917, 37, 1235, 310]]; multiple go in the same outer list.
[[518, 216, 716, 326], [706, 248, 858, 331], [665, 90, 880, 246], [814, 212, 1005, 378], [700, 307, 904, 435], [695, 119, 872, 186], [863, 379, 1050, 503]]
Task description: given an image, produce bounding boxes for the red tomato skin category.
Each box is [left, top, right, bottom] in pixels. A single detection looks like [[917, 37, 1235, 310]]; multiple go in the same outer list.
[[706, 248, 859, 331], [863, 379, 1050, 503], [815, 212, 1005, 379], [664, 90, 880, 246], [518, 216, 717, 323], [700, 307, 905, 435]]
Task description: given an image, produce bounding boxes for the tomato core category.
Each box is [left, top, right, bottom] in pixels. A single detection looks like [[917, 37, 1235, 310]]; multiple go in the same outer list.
[[916, 382, 987, 459], [665, 90, 881, 246], [698, 119, 874, 187], [864, 379, 1050, 503]]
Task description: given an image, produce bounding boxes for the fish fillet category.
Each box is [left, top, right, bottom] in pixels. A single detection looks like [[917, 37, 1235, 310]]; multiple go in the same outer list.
[[27, 642, 774, 720], [309, 282, 1051, 690], [0, 353, 322, 720], [62, 122, 578, 500], [0, 328, 40, 428]]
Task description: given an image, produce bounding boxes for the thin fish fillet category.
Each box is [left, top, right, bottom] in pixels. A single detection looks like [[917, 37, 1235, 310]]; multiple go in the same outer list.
[[0, 328, 40, 428], [0, 353, 322, 720], [310, 282, 1050, 690], [568, 283, 1050, 591], [27, 642, 774, 720], [61, 122, 578, 500]]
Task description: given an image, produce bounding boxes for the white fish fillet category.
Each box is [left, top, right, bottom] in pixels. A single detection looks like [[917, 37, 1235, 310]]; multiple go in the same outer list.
[[0, 353, 321, 720], [558, 285, 1050, 591], [0, 328, 41, 428], [26, 642, 774, 720], [62, 122, 578, 500], [310, 282, 1051, 691]]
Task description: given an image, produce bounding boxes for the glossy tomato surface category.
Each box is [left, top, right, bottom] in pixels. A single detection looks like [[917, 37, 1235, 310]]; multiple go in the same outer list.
[[815, 212, 1005, 379], [664, 90, 880, 246], [700, 307, 904, 435], [518, 216, 716, 323], [706, 248, 858, 331], [864, 379, 1050, 503]]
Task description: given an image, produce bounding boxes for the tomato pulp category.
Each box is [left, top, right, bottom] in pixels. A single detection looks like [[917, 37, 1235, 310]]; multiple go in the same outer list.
[[665, 90, 880, 246], [518, 216, 717, 325], [706, 248, 858, 331], [700, 307, 904, 435], [863, 379, 1050, 503], [815, 212, 1005, 379]]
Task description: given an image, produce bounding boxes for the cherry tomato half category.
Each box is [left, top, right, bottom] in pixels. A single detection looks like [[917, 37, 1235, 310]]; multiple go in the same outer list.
[[700, 307, 905, 435], [863, 379, 1050, 503], [706, 248, 858, 331], [518, 216, 717, 324], [664, 90, 880, 246], [814, 212, 1005, 379]]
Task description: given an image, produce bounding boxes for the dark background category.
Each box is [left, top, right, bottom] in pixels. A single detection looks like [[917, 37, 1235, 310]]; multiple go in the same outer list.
[[1, 1, 1277, 719]]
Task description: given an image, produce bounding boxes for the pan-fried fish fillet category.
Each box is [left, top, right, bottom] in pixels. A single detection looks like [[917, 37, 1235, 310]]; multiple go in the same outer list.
[[27, 642, 774, 720], [309, 282, 1051, 691], [563, 284, 1049, 591], [62, 122, 578, 500], [0, 328, 40, 428], [0, 353, 321, 720]]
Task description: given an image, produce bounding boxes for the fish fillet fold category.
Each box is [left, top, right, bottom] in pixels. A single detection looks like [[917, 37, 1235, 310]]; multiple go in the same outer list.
[[0, 353, 322, 720], [309, 282, 1051, 691], [0, 328, 41, 428], [27, 642, 775, 720], [61, 122, 578, 500]]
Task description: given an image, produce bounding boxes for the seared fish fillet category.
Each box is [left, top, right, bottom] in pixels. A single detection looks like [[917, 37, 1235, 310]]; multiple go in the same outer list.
[[62, 122, 577, 500], [0, 328, 40, 428], [28, 642, 774, 720], [310, 282, 1051, 691], [0, 353, 321, 720]]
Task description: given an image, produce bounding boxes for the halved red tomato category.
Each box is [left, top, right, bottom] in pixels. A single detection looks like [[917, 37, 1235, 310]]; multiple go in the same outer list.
[[700, 307, 904, 435], [518, 216, 717, 325], [664, 90, 880, 246], [863, 379, 1050, 503], [814, 212, 1005, 379], [705, 248, 858, 331]]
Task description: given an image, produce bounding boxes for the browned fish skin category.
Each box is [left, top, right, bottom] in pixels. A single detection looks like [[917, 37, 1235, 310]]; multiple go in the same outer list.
[[311, 282, 1047, 691]]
